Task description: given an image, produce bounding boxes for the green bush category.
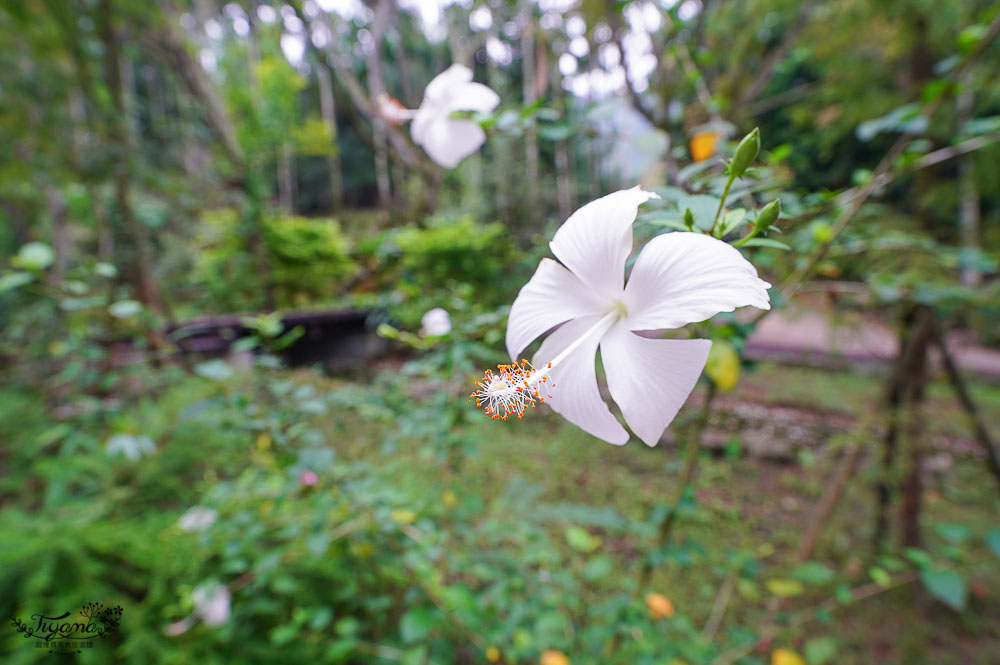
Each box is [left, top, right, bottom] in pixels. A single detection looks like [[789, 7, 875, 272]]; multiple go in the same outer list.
[[195, 210, 356, 311], [391, 215, 511, 287]]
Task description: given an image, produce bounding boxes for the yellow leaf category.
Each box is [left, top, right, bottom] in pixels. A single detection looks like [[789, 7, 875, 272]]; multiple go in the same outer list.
[[442, 490, 458, 509], [772, 648, 806, 665], [256, 433, 271, 450], [766, 578, 805, 597], [390, 509, 417, 524], [645, 592, 676, 619], [540, 650, 570, 665], [486, 646, 501, 662]]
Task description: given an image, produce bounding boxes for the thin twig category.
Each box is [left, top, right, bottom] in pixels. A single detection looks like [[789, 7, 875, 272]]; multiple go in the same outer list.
[[930, 319, 1000, 491], [638, 383, 718, 589], [702, 570, 737, 641]]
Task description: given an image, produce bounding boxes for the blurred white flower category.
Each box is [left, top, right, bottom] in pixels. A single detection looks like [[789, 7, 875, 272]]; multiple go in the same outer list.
[[412, 65, 499, 168], [376, 64, 499, 169], [105, 433, 156, 460], [193, 584, 231, 627], [421, 307, 452, 336], [472, 187, 771, 446], [177, 506, 219, 532]]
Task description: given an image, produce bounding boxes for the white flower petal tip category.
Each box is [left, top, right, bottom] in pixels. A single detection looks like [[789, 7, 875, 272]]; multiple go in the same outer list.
[[548, 188, 661, 299], [411, 64, 499, 169], [602, 333, 711, 447], [623, 232, 772, 331]]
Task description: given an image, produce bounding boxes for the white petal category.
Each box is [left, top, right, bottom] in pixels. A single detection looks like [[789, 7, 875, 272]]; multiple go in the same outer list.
[[623, 232, 771, 331], [448, 81, 500, 113], [413, 117, 486, 168], [549, 187, 659, 301], [601, 326, 711, 446], [423, 64, 473, 104], [507, 258, 612, 360], [531, 315, 629, 445], [410, 106, 434, 148]]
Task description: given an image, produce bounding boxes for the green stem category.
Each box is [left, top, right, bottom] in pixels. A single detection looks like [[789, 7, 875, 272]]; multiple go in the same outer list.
[[709, 173, 736, 237], [731, 227, 760, 248], [638, 382, 718, 590]]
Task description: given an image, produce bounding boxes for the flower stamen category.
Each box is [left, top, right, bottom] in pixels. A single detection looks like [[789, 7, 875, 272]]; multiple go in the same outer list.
[[470, 311, 618, 421]]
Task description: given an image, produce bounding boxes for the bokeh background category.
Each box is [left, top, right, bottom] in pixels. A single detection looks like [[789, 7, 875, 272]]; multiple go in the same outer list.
[[1, 1, 1000, 663]]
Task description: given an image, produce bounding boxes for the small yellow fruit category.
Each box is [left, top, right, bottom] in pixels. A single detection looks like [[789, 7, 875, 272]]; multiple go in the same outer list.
[[771, 648, 806, 665], [705, 340, 741, 392], [486, 646, 501, 662], [645, 592, 676, 620], [540, 650, 570, 665]]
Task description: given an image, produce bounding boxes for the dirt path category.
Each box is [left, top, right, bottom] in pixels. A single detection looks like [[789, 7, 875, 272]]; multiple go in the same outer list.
[[746, 302, 1000, 379]]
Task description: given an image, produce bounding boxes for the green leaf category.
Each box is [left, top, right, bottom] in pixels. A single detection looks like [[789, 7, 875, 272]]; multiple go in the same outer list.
[[868, 566, 891, 587], [565, 526, 602, 553], [717, 208, 748, 236], [790, 562, 835, 586], [14, 242, 54, 271], [583, 555, 614, 581], [765, 578, 805, 597], [325, 639, 357, 662], [399, 607, 436, 643], [109, 299, 143, 318], [538, 123, 573, 141], [400, 646, 428, 665], [803, 636, 838, 665], [0, 271, 33, 292], [904, 548, 932, 568], [985, 529, 1000, 562], [920, 568, 967, 611], [270, 623, 300, 646], [742, 238, 792, 250], [534, 610, 570, 643], [934, 523, 970, 544], [334, 617, 361, 636]]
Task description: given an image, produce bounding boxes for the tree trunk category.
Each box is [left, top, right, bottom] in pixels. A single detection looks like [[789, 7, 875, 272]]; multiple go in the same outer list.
[[956, 90, 981, 288], [899, 306, 931, 548], [316, 62, 344, 211], [366, 0, 392, 208], [277, 141, 295, 213], [521, 2, 539, 220], [100, 0, 163, 316]]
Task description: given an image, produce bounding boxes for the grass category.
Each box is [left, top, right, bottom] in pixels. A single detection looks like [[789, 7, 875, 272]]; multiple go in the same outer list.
[[321, 360, 1000, 663], [3, 359, 999, 664]]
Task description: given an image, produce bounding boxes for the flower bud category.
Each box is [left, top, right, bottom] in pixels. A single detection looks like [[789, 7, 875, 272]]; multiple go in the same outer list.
[[683, 208, 696, 231], [754, 199, 781, 233], [730, 127, 760, 177]]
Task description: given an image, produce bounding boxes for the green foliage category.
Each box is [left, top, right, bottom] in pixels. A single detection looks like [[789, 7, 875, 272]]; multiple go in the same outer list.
[[392, 215, 511, 287], [360, 215, 524, 328], [194, 209, 355, 310]]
